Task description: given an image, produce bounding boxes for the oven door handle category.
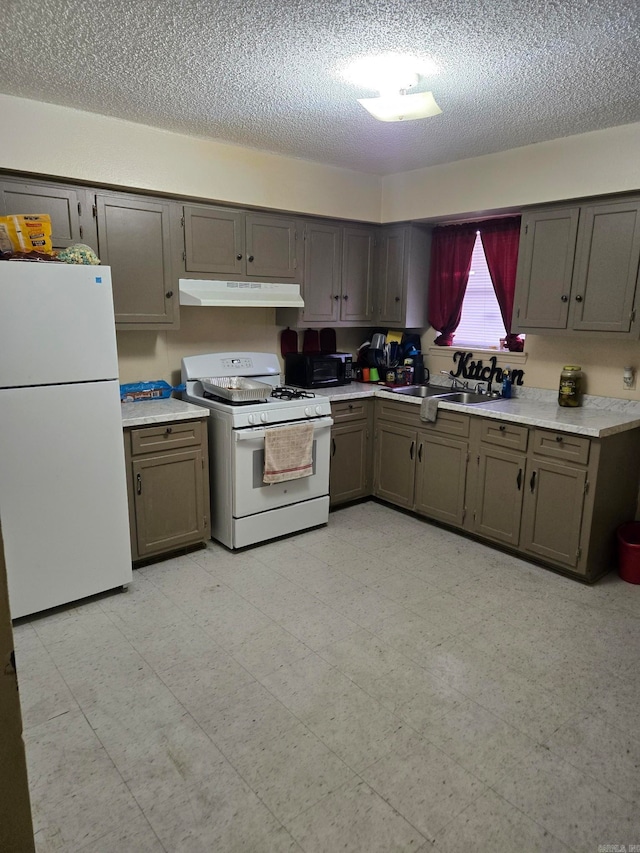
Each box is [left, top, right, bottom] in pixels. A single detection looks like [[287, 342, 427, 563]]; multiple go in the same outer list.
[[234, 416, 334, 441]]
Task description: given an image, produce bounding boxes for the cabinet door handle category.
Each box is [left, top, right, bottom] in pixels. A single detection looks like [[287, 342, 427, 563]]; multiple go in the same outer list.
[[530, 470, 536, 492], [418, 443, 423, 462], [343, 294, 349, 300], [561, 294, 569, 302], [395, 296, 401, 302], [332, 438, 336, 457], [410, 440, 415, 460], [333, 294, 340, 301], [517, 468, 522, 490], [236, 254, 243, 260], [247, 255, 254, 262], [136, 473, 142, 495], [165, 290, 173, 299], [575, 294, 583, 302]]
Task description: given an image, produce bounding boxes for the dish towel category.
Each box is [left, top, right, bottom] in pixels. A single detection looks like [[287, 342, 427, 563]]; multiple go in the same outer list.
[[263, 422, 314, 484], [420, 397, 439, 423]]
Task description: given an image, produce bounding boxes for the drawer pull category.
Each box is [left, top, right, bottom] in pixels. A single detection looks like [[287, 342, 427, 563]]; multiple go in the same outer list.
[[165, 427, 173, 435], [136, 473, 142, 495], [499, 424, 506, 432], [555, 435, 563, 442]]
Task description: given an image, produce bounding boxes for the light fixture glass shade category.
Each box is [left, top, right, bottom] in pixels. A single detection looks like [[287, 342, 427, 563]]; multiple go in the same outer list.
[[357, 91, 442, 122]]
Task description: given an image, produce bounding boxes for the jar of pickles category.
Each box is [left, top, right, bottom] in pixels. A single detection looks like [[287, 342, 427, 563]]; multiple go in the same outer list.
[[558, 365, 583, 407]]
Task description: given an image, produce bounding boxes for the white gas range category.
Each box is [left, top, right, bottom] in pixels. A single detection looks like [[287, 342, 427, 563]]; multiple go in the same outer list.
[[182, 352, 333, 549]]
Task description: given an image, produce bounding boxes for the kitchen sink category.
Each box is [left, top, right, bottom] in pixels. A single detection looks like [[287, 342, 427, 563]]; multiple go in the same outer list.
[[389, 385, 503, 404], [389, 384, 449, 397]]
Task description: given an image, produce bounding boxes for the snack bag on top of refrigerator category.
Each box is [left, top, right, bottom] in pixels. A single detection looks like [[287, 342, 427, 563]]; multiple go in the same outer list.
[[0, 214, 53, 253]]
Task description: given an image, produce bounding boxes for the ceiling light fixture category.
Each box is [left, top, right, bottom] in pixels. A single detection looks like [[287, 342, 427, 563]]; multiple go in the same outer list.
[[343, 53, 442, 123]]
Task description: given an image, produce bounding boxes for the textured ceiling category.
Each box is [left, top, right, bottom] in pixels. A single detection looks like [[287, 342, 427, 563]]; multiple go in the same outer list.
[[1, 0, 639, 175]]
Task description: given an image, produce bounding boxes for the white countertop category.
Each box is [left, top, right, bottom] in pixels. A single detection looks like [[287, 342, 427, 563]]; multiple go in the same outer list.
[[313, 383, 640, 438], [121, 397, 210, 428]]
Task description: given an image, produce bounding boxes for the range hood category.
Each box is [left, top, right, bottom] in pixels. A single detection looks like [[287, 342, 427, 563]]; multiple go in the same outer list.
[[179, 279, 304, 308]]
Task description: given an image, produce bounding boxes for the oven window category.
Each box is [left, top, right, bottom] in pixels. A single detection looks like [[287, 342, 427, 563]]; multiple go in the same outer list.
[[252, 441, 317, 488]]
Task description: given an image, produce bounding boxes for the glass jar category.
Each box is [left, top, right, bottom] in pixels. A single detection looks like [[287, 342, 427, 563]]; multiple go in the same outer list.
[[558, 365, 583, 407]]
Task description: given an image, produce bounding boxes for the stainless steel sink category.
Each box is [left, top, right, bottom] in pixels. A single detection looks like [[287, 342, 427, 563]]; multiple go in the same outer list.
[[388, 384, 448, 398], [441, 391, 503, 404], [389, 385, 503, 404]]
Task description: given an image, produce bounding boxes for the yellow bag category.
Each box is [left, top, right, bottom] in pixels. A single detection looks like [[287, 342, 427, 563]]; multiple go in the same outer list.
[[0, 214, 53, 253]]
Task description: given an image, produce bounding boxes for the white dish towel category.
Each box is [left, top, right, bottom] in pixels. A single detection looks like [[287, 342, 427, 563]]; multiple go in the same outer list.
[[420, 397, 439, 422], [263, 422, 314, 484]]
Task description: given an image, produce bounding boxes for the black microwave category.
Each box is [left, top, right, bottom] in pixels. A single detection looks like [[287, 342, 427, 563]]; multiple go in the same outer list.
[[284, 352, 352, 388]]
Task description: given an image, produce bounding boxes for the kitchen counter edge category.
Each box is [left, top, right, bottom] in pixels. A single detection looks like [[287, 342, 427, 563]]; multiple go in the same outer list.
[[121, 398, 210, 428], [314, 383, 640, 438]]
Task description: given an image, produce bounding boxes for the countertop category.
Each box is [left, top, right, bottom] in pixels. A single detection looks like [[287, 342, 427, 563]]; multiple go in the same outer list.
[[313, 383, 640, 438], [121, 397, 210, 428]]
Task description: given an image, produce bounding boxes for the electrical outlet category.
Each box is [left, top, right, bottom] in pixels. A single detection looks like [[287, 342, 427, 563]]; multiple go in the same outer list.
[[623, 367, 636, 390]]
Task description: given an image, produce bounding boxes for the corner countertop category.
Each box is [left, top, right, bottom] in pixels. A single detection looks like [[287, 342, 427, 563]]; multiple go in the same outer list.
[[121, 397, 210, 428], [312, 383, 640, 438]]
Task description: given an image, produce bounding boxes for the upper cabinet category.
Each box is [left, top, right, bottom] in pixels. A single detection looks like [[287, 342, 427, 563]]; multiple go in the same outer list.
[[182, 204, 300, 281], [95, 191, 180, 330], [512, 197, 640, 337], [375, 223, 430, 328], [286, 220, 375, 326], [0, 177, 96, 250]]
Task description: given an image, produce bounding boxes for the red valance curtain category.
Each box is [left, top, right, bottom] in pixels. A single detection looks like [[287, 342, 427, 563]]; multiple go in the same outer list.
[[480, 217, 522, 351], [427, 223, 477, 346]]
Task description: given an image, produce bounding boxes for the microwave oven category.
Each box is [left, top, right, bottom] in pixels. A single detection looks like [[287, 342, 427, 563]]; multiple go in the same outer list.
[[284, 352, 352, 388]]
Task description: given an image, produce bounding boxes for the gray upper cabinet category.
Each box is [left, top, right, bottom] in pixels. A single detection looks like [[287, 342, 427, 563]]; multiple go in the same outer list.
[[512, 197, 640, 337], [570, 199, 640, 333], [183, 205, 244, 275], [376, 224, 430, 328], [301, 220, 343, 324], [95, 192, 179, 329], [341, 225, 375, 324], [182, 204, 300, 281], [0, 178, 95, 250]]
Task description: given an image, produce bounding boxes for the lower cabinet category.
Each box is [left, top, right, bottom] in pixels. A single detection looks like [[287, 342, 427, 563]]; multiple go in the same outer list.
[[123, 418, 210, 561], [373, 397, 640, 581], [373, 399, 470, 526], [329, 400, 372, 505]]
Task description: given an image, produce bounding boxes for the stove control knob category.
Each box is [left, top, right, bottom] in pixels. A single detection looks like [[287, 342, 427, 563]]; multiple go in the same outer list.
[[315, 405, 322, 415], [304, 406, 312, 417], [248, 413, 259, 425], [260, 412, 268, 423]]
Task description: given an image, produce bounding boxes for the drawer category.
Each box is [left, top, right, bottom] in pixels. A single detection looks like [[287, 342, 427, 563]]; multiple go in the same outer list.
[[418, 409, 470, 438], [331, 399, 370, 424], [479, 418, 528, 451], [129, 419, 204, 455], [375, 398, 422, 429], [532, 429, 590, 465]]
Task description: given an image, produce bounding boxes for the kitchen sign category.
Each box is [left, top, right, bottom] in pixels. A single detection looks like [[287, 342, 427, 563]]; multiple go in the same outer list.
[[451, 351, 525, 386]]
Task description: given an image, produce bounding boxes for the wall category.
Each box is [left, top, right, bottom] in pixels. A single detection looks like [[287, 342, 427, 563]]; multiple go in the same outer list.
[[117, 310, 368, 386], [422, 330, 640, 401], [0, 95, 381, 223], [382, 122, 640, 223]]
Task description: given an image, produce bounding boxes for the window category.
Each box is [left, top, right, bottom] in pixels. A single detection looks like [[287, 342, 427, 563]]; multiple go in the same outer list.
[[454, 232, 513, 350]]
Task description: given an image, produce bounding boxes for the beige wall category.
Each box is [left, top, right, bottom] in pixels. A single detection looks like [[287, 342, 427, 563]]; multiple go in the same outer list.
[[422, 330, 640, 400], [382, 122, 640, 223], [0, 95, 381, 222], [117, 311, 368, 386]]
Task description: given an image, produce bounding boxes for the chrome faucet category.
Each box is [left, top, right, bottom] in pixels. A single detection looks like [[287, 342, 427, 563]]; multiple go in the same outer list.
[[441, 370, 468, 390]]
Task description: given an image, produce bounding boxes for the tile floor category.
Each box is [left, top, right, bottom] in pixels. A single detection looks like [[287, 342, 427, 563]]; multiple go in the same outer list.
[[14, 500, 640, 853]]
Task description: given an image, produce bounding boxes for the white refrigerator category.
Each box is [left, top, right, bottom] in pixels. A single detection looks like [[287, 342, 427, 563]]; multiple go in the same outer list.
[[0, 263, 132, 619]]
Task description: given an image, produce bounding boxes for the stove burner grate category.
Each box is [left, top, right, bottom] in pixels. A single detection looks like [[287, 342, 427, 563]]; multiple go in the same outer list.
[[271, 386, 316, 400]]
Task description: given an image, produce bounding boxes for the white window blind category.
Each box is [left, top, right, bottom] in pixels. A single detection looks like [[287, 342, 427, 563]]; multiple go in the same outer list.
[[454, 232, 508, 350]]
